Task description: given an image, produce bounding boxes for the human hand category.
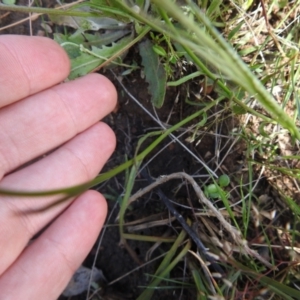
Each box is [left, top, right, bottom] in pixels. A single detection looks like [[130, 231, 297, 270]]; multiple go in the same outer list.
[[0, 35, 116, 299]]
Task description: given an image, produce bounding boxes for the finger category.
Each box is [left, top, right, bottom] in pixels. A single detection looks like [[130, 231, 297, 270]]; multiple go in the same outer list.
[[0, 190, 107, 300], [0, 73, 117, 177], [0, 35, 70, 107], [0, 122, 115, 275]]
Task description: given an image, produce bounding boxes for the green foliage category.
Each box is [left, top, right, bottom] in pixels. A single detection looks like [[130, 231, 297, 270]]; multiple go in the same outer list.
[[152, 44, 167, 57], [218, 174, 230, 187], [1, 1, 300, 298], [1, 0, 15, 4], [139, 39, 167, 108], [137, 230, 191, 300], [204, 183, 220, 199], [55, 33, 133, 79], [204, 174, 230, 199], [49, 3, 135, 79]]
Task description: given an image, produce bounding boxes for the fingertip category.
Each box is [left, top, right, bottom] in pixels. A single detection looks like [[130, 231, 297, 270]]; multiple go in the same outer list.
[[80, 73, 118, 110], [0, 190, 108, 299], [98, 121, 117, 155], [97, 74, 118, 108], [0, 35, 70, 106], [80, 189, 108, 225]]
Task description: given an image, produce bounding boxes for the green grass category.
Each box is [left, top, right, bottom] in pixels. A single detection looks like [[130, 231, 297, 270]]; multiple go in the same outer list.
[[1, 0, 300, 298]]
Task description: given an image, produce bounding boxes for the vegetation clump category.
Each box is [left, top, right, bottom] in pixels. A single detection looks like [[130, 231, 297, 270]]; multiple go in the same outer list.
[[1, 0, 300, 298]]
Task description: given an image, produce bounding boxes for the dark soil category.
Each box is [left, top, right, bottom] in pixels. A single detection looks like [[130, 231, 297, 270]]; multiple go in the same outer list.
[[87, 68, 225, 300]]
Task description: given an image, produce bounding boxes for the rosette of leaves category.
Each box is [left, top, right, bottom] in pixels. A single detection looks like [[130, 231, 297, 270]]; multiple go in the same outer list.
[[204, 174, 230, 199], [51, 2, 134, 79], [51, 0, 167, 107]]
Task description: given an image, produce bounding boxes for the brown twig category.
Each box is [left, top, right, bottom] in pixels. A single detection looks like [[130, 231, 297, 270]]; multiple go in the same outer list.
[[260, 0, 285, 56], [130, 171, 275, 269]]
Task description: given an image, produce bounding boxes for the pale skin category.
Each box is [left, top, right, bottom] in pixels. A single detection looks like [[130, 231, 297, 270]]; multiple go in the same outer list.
[[0, 35, 117, 299]]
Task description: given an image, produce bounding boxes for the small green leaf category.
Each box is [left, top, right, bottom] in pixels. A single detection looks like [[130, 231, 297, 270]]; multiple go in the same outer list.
[[55, 33, 133, 80], [207, 184, 218, 194], [169, 55, 177, 64], [2, 0, 16, 4], [206, 0, 222, 19], [258, 122, 271, 138], [139, 39, 167, 108], [152, 44, 167, 57], [232, 105, 247, 115], [228, 21, 244, 41], [218, 174, 230, 187], [204, 183, 220, 199], [50, 4, 130, 30], [209, 193, 220, 199]]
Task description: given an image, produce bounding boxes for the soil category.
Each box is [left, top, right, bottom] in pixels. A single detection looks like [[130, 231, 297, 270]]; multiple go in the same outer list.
[[1, 2, 300, 300], [84, 68, 225, 300]]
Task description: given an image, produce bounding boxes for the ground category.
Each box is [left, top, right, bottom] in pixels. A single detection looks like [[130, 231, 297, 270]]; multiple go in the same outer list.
[[1, 1, 300, 300]]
